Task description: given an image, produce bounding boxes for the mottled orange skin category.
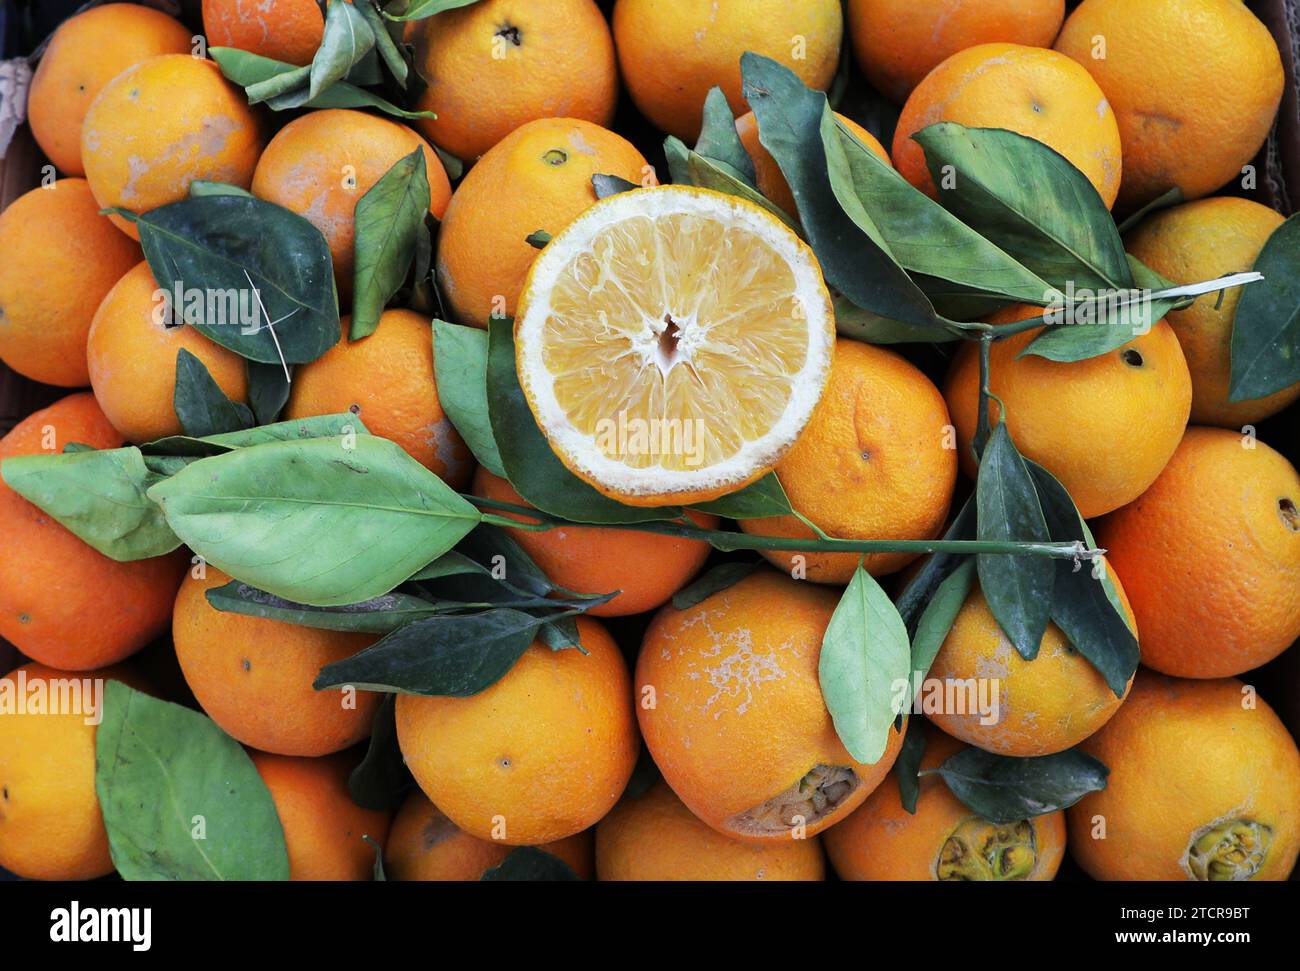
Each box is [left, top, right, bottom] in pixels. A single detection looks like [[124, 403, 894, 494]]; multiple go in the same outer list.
[[250, 750, 391, 881], [0, 179, 141, 386], [251, 109, 451, 299], [385, 791, 594, 880], [406, 0, 618, 161], [824, 730, 1067, 880], [1097, 428, 1300, 679], [596, 781, 826, 881], [473, 467, 716, 616], [395, 618, 638, 845], [735, 111, 891, 216], [636, 570, 907, 843], [436, 117, 649, 327], [1068, 673, 1300, 881], [846, 0, 1065, 103], [945, 304, 1191, 519], [87, 261, 250, 443], [81, 55, 264, 239], [743, 339, 956, 583], [172, 567, 381, 757], [0, 394, 184, 670], [28, 3, 194, 176], [892, 43, 1122, 208], [202, 0, 341, 66], [285, 310, 472, 487]]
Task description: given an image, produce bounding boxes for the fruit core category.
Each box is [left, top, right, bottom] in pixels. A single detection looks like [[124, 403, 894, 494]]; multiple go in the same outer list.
[[937, 818, 1037, 880], [725, 764, 860, 836], [1184, 818, 1272, 881]]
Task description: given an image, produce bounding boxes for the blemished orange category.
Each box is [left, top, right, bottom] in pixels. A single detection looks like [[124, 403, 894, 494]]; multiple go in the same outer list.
[[1125, 198, 1298, 427], [395, 617, 638, 845], [944, 304, 1191, 519], [0, 179, 140, 386], [824, 729, 1068, 880], [435, 117, 649, 328], [892, 43, 1122, 208], [384, 790, 594, 880], [846, 0, 1066, 104], [736, 111, 891, 216], [0, 662, 143, 880], [1097, 427, 1300, 679], [27, 3, 194, 176], [202, 0, 337, 66], [285, 309, 472, 487], [612, 0, 843, 142], [637, 570, 907, 843], [472, 467, 717, 616], [1068, 672, 1300, 881], [251, 109, 451, 298], [741, 339, 956, 584], [81, 54, 264, 239], [172, 567, 381, 757], [926, 566, 1135, 756], [1055, 0, 1283, 210], [406, 0, 618, 161], [87, 261, 250, 443], [250, 751, 391, 881], [0, 394, 184, 670], [596, 780, 826, 881]]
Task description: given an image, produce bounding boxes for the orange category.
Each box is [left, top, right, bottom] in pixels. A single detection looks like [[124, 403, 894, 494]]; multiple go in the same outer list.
[[87, 260, 250, 443], [892, 43, 1122, 208], [1068, 672, 1300, 881], [1125, 197, 1298, 427], [250, 750, 391, 881], [285, 309, 472, 486], [736, 110, 891, 216], [384, 790, 594, 880], [435, 117, 649, 328], [944, 304, 1191, 519], [0, 662, 144, 880], [612, 0, 843, 142], [0, 179, 140, 386], [926, 566, 1135, 757], [27, 3, 194, 176], [1056, 0, 1284, 210], [595, 780, 826, 881], [202, 0, 339, 66], [1097, 427, 1300, 679], [846, 0, 1066, 103], [172, 566, 381, 757], [0, 394, 184, 670], [824, 729, 1068, 880], [251, 109, 451, 298], [81, 54, 264, 239], [741, 339, 956, 584], [406, 0, 618, 161], [637, 570, 906, 843], [472, 467, 717, 616], [395, 617, 637, 845]]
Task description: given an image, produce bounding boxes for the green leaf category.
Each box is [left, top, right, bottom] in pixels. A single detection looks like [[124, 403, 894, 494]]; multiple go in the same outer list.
[[1230, 213, 1300, 401], [1117, 186, 1184, 236], [894, 719, 927, 814], [173, 348, 254, 437], [834, 294, 960, 344], [205, 579, 442, 633], [311, 2, 377, 100], [690, 472, 792, 519], [315, 608, 543, 696], [147, 435, 480, 606], [246, 360, 292, 425], [1, 447, 181, 560], [127, 194, 339, 365], [433, 319, 506, 477], [695, 86, 757, 184], [671, 560, 760, 610], [189, 180, 253, 199], [349, 695, 412, 811], [975, 424, 1054, 659], [384, 0, 482, 21], [909, 556, 975, 690], [913, 123, 1133, 293], [485, 317, 678, 524], [819, 565, 911, 764], [525, 230, 552, 249], [592, 173, 639, 198], [896, 497, 975, 630], [96, 682, 289, 880], [358, 0, 409, 87], [481, 847, 580, 881], [351, 147, 431, 339], [663, 136, 797, 231], [927, 747, 1109, 824]]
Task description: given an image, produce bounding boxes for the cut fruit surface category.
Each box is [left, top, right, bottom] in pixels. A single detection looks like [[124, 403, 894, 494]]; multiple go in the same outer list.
[[515, 185, 835, 506]]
